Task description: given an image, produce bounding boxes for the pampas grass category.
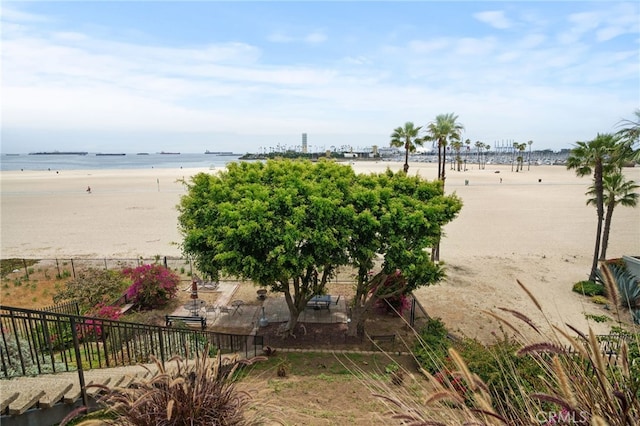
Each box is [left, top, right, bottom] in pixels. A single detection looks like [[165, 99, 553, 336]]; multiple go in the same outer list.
[[68, 344, 267, 426], [356, 279, 640, 425]]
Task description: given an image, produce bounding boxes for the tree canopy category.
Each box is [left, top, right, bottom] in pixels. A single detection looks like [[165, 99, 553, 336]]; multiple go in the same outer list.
[[178, 159, 462, 335]]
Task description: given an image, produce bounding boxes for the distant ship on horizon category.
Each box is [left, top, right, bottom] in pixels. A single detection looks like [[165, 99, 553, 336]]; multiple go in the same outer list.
[[159, 151, 180, 155], [96, 153, 126, 156], [205, 150, 238, 155], [29, 151, 88, 156]]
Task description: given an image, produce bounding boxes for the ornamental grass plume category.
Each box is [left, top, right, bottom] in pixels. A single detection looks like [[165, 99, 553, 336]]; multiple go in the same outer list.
[[74, 344, 267, 426], [356, 279, 640, 425]]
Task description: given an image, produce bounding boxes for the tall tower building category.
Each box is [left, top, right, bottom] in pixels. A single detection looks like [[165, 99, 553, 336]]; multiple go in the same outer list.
[[302, 133, 308, 153]]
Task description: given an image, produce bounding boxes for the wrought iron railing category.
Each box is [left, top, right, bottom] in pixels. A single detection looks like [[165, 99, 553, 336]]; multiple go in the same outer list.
[[0, 305, 263, 406]]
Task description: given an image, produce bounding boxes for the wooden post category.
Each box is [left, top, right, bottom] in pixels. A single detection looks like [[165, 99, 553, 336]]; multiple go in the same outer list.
[[22, 259, 29, 280]]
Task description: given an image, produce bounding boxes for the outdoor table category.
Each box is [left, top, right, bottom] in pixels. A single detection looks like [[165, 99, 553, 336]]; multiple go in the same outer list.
[[307, 295, 331, 310], [184, 299, 206, 316], [231, 300, 245, 315]]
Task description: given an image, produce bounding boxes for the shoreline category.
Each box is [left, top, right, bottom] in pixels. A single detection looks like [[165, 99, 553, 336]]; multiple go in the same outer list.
[[1, 162, 638, 259]]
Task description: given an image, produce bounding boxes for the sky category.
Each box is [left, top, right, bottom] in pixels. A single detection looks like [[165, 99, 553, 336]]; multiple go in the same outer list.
[[1, 1, 639, 154]]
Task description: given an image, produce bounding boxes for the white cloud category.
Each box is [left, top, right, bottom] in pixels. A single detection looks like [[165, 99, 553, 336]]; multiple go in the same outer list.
[[0, 7, 50, 23], [1, 3, 637, 153], [304, 31, 327, 43], [474, 10, 512, 29]]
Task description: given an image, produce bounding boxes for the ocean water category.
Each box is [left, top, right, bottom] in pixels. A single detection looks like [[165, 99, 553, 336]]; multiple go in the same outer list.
[[0, 153, 244, 172]]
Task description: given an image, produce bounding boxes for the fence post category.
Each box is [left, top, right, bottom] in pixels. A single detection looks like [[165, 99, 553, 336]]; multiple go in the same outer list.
[[71, 259, 76, 278], [158, 327, 165, 368], [56, 258, 61, 278], [410, 297, 416, 328], [70, 317, 88, 408], [22, 259, 30, 280]]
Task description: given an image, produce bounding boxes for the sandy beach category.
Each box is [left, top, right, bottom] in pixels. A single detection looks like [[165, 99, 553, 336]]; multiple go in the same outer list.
[[1, 161, 639, 340]]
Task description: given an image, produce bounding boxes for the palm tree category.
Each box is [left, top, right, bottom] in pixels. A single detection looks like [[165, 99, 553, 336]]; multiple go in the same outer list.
[[527, 140, 533, 171], [616, 109, 640, 146], [464, 139, 471, 171], [587, 172, 639, 260], [425, 113, 464, 184], [566, 133, 620, 281], [390, 122, 423, 173], [475, 141, 483, 169], [516, 143, 527, 171], [451, 140, 463, 171], [484, 143, 491, 168]]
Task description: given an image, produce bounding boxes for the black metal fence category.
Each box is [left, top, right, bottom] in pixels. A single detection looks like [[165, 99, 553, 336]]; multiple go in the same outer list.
[[0, 304, 263, 405], [5, 257, 363, 283], [40, 300, 80, 317]]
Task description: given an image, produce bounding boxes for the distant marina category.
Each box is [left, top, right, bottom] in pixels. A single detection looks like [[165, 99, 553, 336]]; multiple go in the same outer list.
[[1, 152, 243, 172]]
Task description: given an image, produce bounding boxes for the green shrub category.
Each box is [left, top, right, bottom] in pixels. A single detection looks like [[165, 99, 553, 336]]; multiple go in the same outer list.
[[3, 332, 67, 377], [453, 336, 547, 417], [572, 280, 605, 296], [605, 264, 640, 308], [584, 313, 610, 323], [53, 268, 129, 313], [413, 317, 451, 374], [591, 295, 609, 305]]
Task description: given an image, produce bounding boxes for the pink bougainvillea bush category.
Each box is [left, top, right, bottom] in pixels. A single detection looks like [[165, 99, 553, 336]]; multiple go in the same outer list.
[[370, 270, 411, 315], [123, 264, 180, 310]]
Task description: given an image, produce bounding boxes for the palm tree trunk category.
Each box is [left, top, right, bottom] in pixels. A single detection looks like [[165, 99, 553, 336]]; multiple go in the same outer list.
[[441, 145, 447, 184], [437, 143, 442, 179], [404, 143, 410, 173], [589, 162, 605, 282], [599, 200, 615, 260]]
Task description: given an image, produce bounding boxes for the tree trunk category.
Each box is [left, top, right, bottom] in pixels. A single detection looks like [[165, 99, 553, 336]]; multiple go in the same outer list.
[[432, 238, 440, 262], [283, 307, 301, 336], [441, 146, 447, 185], [589, 161, 604, 282], [404, 142, 410, 173], [347, 304, 368, 338], [599, 200, 615, 260], [282, 287, 304, 336], [437, 143, 442, 180]]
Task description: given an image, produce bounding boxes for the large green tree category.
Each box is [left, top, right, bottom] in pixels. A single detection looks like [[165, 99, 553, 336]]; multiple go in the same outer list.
[[587, 171, 639, 260], [178, 159, 461, 336], [390, 122, 424, 173], [567, 133, 626, 281], [343, 170, 461, 336]]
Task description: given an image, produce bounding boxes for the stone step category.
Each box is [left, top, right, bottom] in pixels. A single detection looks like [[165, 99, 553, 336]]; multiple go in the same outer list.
[[1, 356, 233, 417]]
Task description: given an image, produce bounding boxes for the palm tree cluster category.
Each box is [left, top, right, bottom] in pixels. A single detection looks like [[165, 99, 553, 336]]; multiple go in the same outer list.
[[389, 113, 465, 262], [566, 110, 640, 282], [390, 113, 465, 185]]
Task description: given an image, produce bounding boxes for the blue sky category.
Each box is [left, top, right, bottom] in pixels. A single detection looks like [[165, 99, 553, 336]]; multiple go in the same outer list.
[[2, 1, 639, 154]]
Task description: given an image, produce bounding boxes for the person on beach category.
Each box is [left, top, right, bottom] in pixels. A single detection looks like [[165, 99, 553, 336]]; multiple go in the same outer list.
[[86, 186, 91, 194]]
